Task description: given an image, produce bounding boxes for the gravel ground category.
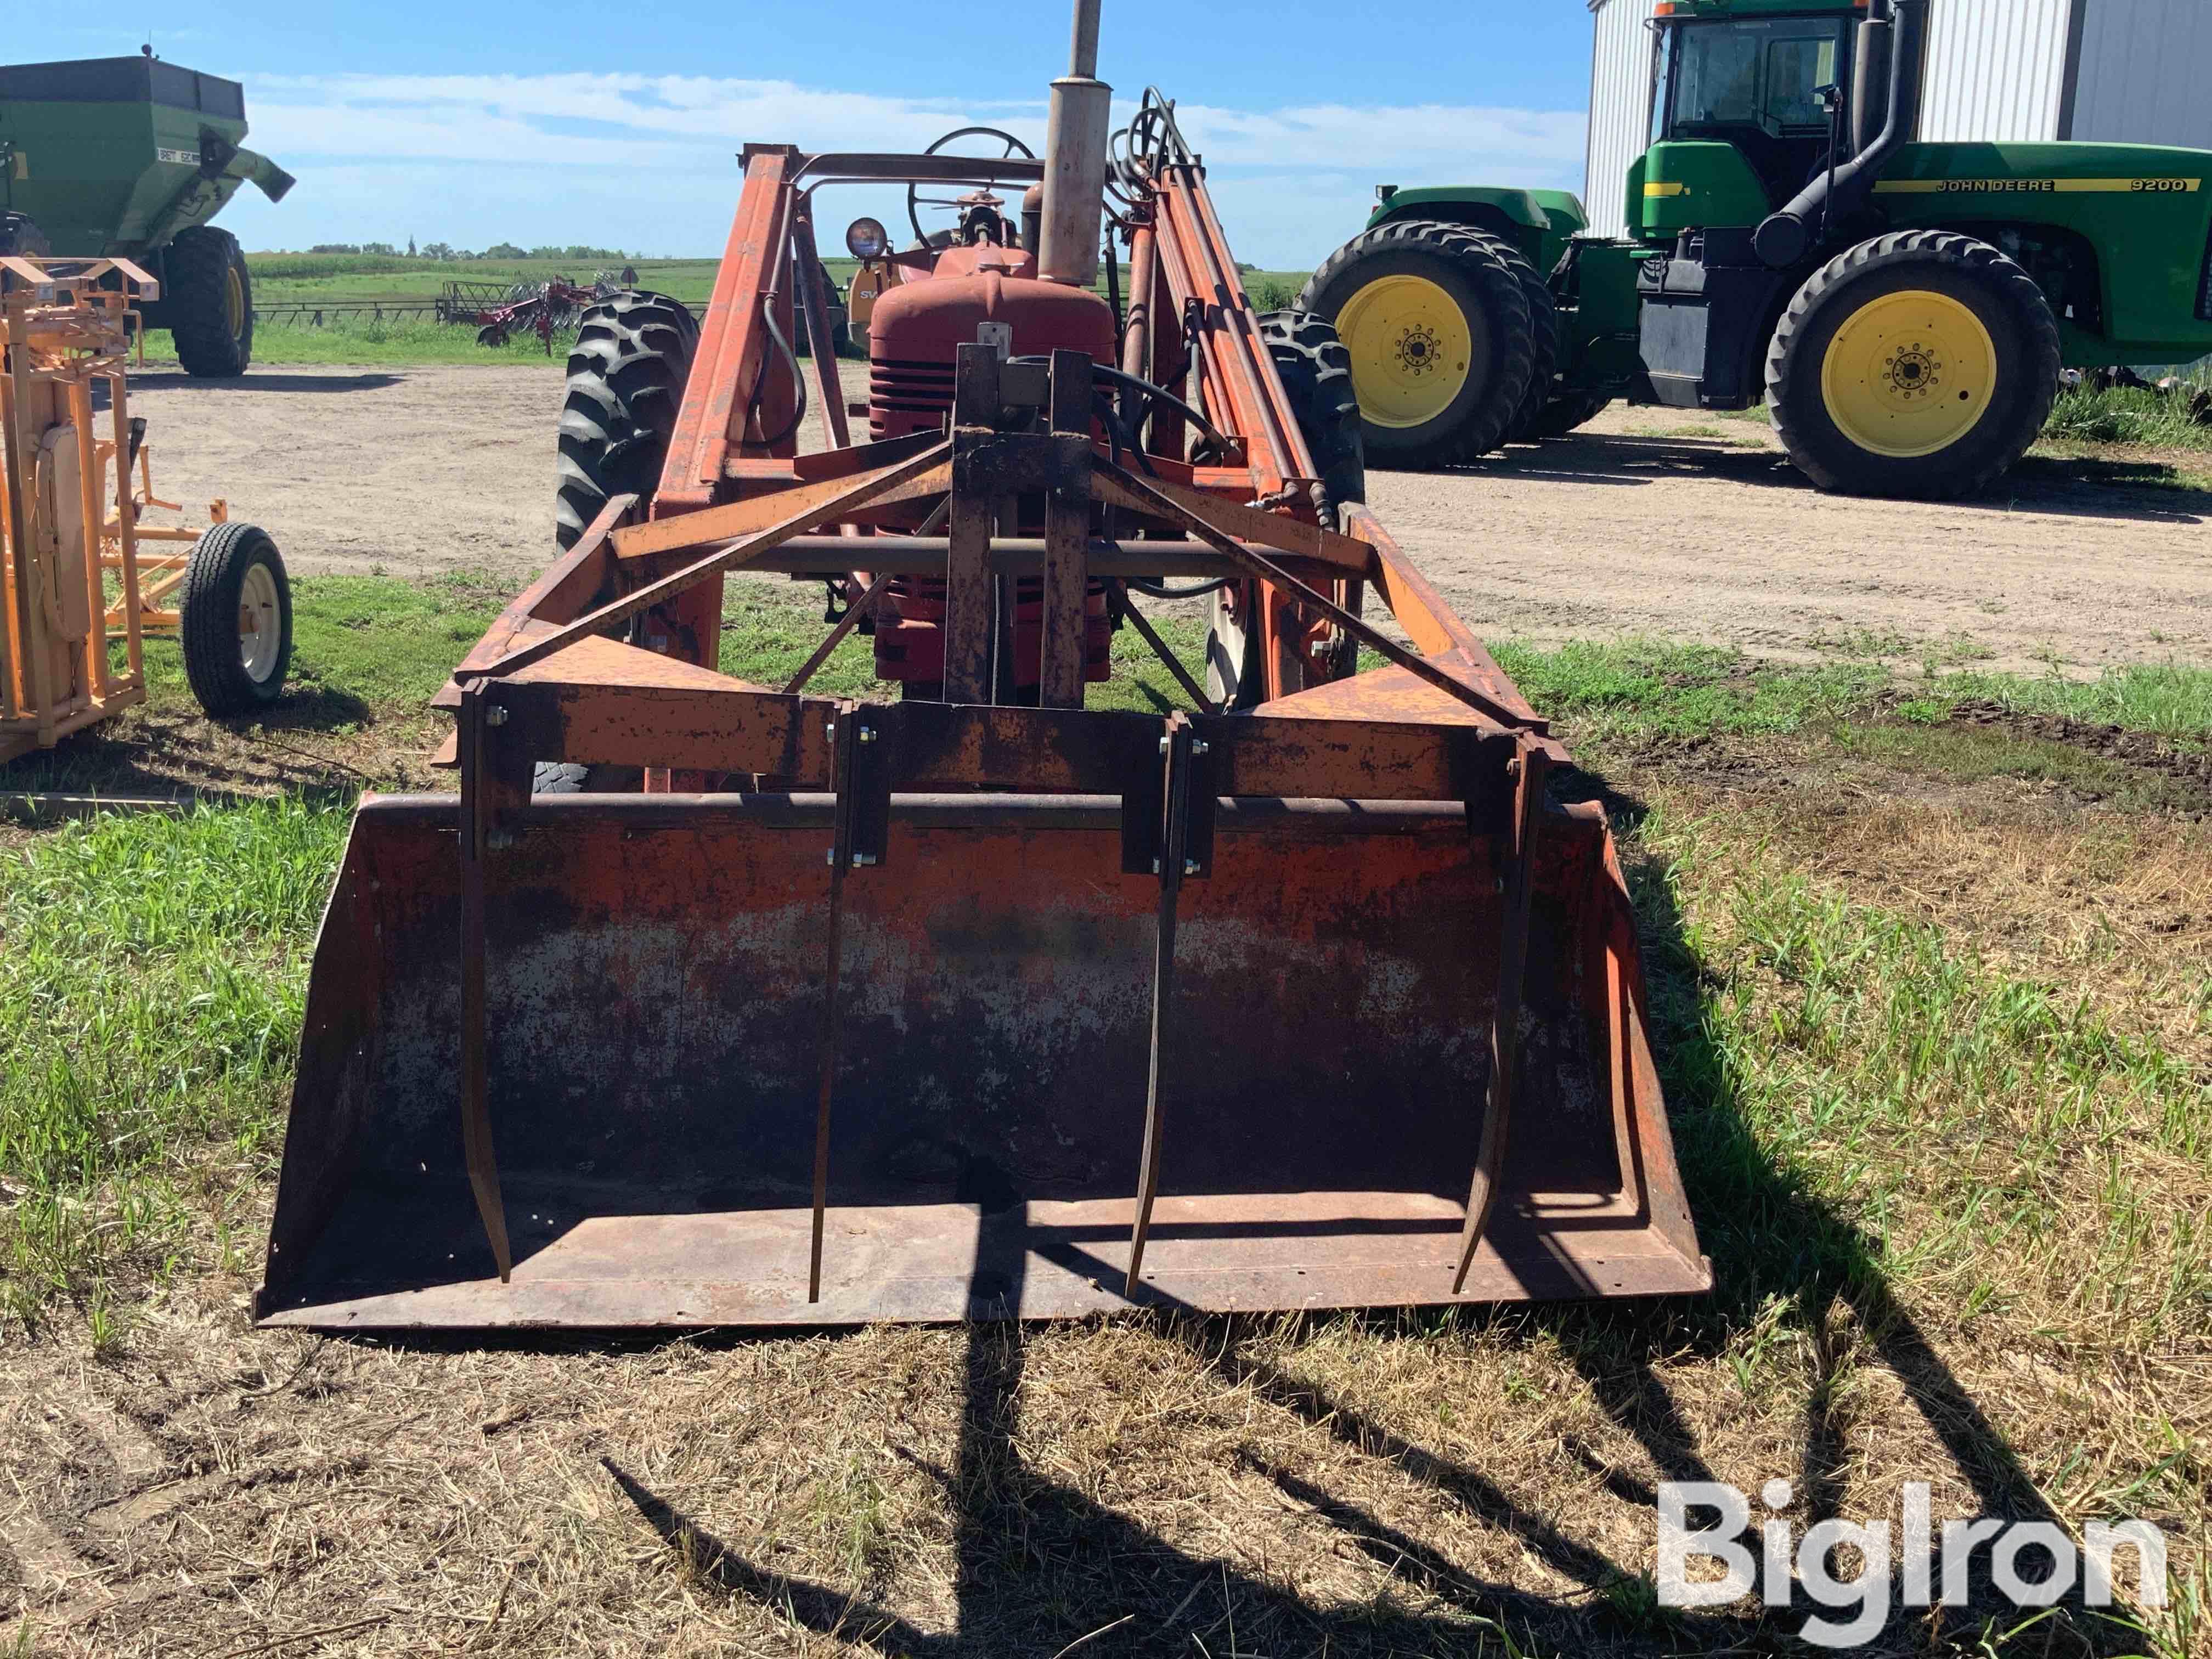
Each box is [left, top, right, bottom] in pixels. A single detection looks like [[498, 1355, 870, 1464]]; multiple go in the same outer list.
[[129, 364, 2212, 676]]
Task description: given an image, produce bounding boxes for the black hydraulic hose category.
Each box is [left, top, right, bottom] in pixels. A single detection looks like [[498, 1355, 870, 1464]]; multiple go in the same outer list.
[[1127, 575, 1232, 600], [748, 291, 809, 449], [1005, 356, 1233, 458]]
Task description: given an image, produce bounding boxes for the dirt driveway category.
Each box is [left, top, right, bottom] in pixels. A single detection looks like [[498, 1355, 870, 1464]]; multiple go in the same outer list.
[[133, 364, 2212, 675]]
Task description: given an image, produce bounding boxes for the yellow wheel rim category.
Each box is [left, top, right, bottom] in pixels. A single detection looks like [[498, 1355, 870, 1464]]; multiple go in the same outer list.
[[1820, 288, 1996, 459], [1336, 274, 1475, 429], [224, 266, 246, 337]]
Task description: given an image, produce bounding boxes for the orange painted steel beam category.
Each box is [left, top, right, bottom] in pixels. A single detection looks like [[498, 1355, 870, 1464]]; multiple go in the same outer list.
[[660, 146, 797, 513]]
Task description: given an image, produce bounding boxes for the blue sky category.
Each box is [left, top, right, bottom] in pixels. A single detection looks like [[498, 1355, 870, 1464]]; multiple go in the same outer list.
[[16, 3, 1600, 269]]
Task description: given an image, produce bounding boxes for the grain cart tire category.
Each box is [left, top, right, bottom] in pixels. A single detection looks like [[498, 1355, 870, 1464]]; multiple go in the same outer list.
[[1531, 390, 1615, 438], [180, 521, 291, 715], [165, 226, 255, 378], [1768, 230, 2060, 499], [556, 291, 698, 549], [1296, 219, 1534, 469], [1208, 310, 1369, 708], [0, 212, 49, 258]]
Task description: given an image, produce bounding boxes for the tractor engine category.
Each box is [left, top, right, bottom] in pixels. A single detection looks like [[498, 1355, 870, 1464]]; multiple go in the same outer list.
[[865, 244, 1119, 695]]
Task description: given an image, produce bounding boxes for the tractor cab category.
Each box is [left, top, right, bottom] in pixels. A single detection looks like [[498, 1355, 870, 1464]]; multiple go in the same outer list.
[[1649, 6, 1856, 215]]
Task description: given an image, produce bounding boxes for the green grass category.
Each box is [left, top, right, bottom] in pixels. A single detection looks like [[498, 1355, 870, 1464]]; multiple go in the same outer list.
[[0, 799, 349, 1330], [246, 253, 725, 307], [207, 251, 1313, 365], [1488, 637, 2212, 751], [10, 606, 2212, 1336], [137, 318, 573, 368], [1489, 639, 1887, 744], [2044, 381, 2212, 453]]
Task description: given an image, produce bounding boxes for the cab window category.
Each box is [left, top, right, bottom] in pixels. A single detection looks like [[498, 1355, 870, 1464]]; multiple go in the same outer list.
[[1664, 18, 1847, 140]]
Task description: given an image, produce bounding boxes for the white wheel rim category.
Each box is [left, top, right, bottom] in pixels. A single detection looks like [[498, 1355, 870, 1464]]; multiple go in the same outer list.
[[238, 563, 281, 684]]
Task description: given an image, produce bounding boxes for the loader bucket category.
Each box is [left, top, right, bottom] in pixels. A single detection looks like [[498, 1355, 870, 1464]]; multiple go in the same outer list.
[[257, 785, 1708, 1330]]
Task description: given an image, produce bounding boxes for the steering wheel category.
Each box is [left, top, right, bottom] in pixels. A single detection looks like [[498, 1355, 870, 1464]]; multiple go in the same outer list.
[[909, 126, 1036, 249]]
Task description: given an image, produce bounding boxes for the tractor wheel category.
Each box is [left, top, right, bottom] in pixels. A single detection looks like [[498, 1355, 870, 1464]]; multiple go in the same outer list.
[[1767, 230, 2060, 499], [1530, 390, 1615, 439], [556, 290, 699, 549], [1488, 240, 1560, 444], [1204, 309, 1367, 708], [1255, 308, 1365, 524], [180, 521, 291, 715], [1296, 219, 1534, 469], [165, 227, 255, 378]]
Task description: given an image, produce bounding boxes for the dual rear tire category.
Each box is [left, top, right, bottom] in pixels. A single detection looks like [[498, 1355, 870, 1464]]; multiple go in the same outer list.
[[1296, 219, 1539, 468]]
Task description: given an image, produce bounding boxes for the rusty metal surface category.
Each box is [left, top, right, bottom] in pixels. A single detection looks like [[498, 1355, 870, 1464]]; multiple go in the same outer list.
[[258, 794, 1709, 1329]]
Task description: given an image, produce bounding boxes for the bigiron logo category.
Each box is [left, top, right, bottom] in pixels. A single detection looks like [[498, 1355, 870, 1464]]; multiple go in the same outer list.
[[1657, 1480, 2169, 1649]]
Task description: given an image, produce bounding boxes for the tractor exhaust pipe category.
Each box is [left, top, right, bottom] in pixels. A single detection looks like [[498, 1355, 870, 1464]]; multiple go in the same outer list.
[[1850, 0, 1894, 160], [1756, 0, 1924, 269], [1040, 0, 1113, 286]]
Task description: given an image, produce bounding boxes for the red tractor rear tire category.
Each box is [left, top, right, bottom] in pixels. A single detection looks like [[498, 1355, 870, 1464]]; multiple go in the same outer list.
[[555, 291, 699, 549]]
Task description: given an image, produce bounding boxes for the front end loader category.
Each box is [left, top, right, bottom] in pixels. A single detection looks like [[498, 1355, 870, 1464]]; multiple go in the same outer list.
[[255, 5, 1708, 1331]]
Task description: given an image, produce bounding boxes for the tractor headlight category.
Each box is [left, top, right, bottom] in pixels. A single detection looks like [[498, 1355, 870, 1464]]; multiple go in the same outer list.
[[846, 217, 890, 260]]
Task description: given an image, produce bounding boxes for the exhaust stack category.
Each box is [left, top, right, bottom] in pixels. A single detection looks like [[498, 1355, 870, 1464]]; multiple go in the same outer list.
[[1040, 0, 1113, 285]]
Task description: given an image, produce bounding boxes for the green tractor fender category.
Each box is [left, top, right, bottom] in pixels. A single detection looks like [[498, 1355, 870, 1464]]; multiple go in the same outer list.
[[1366, 186, 1588, 278]]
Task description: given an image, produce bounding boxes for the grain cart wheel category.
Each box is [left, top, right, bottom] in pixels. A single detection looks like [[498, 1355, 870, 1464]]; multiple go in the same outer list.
[[1768, 230, 2060, 499], [556, 291, 699, 549], [1531, 390, 1615, 438], [180, 522, 291, 715], [1296, 219, 1534, 469], [1207, 311, 1369, 708], [165, 226, 255, 378]]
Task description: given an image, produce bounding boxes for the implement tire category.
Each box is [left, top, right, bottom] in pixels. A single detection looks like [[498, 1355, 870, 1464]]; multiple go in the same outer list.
[[165, 226, 255, 377], [180, 521, 290, 715], [1296, 219, 1533, 469], [556, 290, 698, 549], [1767, 230, 2060, 499]]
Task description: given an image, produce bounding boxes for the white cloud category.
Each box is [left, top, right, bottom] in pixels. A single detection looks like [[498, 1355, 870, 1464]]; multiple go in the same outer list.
[[234, 71, 1589, 268]]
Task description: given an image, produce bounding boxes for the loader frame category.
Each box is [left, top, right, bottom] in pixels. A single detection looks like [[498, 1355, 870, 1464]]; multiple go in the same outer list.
[[257, 138, 1711, 1330]]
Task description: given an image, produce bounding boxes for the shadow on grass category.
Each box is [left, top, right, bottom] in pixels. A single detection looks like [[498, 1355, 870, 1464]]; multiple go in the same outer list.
[[0, 686, 381, 802], [574, 770, 2154, 1656]]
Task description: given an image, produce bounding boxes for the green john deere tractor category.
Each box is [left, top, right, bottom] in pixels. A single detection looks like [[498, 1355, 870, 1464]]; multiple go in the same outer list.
[[0, 54, 294, 376], [1301, 0, 2212, 498]]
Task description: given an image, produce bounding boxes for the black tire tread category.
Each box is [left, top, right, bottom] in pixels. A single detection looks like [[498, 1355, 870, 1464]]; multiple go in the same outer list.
[[1767, 229, 2061, 499], [1254, 308, 1366, 523], [1531, 390, 1614, 439], [1295, 218, 1535, 467], [556, 290, 699, 549], [179, 521, 290, 716], [165, 225, 253, 378]]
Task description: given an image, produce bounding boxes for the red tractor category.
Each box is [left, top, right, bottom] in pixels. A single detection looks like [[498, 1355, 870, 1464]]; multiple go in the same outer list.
[[256, 2, 1704, 1332]]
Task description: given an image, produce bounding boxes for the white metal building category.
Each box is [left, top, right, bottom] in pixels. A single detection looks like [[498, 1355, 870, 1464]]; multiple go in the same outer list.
[[1582, 0, 2212, 239]]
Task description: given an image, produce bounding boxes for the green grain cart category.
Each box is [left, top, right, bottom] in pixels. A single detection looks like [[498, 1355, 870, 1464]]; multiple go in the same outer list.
[[1300, 0, 2212, 498], [0, 54, 293, 376]]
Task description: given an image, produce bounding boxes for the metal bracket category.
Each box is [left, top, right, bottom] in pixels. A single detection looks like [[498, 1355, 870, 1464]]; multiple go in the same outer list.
[[1125, 713, 1214, 1296]]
